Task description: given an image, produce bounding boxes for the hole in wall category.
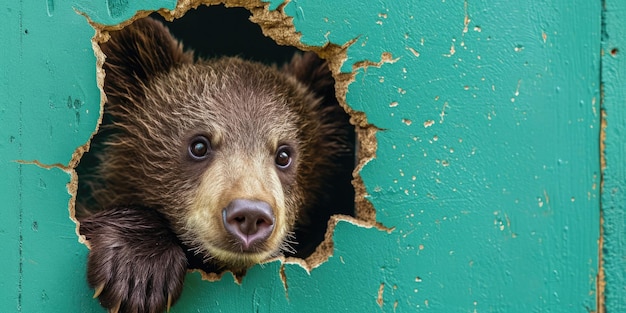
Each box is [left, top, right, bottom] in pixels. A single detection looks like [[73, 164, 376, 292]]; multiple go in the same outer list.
[[74, 1, 379, 310]]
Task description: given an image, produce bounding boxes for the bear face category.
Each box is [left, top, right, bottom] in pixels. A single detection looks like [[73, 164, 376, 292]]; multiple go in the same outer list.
[[77, 16, 354, 312], [100, 57, 318, 267]]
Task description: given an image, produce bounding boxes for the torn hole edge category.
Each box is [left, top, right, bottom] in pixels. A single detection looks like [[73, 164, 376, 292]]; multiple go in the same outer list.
[[70, 0, 386, 282]]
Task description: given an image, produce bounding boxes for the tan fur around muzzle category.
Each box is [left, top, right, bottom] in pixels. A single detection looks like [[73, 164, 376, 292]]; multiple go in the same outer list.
[[185, 151, 288, 267]]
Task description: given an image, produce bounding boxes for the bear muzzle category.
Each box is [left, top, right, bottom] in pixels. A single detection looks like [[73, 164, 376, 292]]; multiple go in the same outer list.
[[222, 199, 275, 251]]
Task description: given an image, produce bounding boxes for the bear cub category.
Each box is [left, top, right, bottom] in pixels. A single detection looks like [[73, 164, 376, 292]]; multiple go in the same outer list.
[[77, 17, 354, 313]]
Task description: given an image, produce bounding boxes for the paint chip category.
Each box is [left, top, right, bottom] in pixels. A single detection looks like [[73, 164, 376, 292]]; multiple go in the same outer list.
[[462, 0, 470, 34], [446, 42, 456, 57], [377, 283, 385, 308], [439, 102, 448, 123], [407, 46, 420, 57]]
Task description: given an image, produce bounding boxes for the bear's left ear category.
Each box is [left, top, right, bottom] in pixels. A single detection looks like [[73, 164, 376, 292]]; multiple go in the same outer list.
[[282, 52, 337, 109], [101, 18, 194, 104]]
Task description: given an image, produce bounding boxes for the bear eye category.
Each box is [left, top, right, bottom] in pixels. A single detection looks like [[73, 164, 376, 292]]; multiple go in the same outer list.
[[275, 145, 292, 169], [188, 135, 211, 160]]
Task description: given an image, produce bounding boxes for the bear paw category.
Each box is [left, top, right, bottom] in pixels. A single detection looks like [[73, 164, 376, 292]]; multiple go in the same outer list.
[[80, 207, 187, 313]]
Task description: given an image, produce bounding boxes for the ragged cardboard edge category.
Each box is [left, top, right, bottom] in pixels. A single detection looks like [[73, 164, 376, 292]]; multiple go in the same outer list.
[[71, 0, 392, 282], [64, 9, 110, 247]]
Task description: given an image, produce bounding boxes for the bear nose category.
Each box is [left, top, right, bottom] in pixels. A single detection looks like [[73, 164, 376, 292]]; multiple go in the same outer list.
[[222, 199, 275, 250]]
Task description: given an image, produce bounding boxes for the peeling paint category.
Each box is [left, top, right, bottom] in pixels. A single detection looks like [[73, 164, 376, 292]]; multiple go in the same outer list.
[[406, 46, 420, 58], [600, 2, 626, 311], [376, 282, 385, 308]]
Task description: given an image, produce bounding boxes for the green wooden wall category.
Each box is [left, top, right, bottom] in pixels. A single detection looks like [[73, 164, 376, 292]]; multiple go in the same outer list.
[[0, 0, 623, 312]]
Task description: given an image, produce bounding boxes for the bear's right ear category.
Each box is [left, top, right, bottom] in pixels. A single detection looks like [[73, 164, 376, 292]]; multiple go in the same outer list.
[[101, 18, 193, 102]]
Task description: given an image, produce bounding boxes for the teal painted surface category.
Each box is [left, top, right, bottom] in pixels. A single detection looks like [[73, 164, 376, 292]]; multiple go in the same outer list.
[[601, 1, 626, 312], [74, 0, 176, 26], [171, 222, 394, 312], [278, 0, 602, 311], [0, 0, 616, 312], [0, 1, 103, 312]]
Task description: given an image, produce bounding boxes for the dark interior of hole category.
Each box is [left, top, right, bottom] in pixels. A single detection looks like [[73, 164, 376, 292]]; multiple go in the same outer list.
[[76, 4, 355, 275], [151, 5, 298, 64]]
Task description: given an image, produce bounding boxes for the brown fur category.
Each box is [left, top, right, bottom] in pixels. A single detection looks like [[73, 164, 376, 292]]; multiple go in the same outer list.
[[77, 17, 353, 313]]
